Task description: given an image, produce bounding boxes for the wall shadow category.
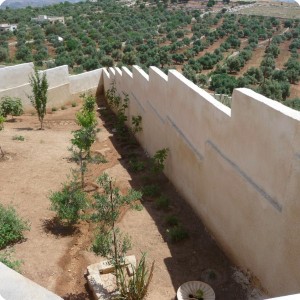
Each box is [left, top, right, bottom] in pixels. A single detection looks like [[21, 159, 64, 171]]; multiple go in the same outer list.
[[95, 93, 248, 300]]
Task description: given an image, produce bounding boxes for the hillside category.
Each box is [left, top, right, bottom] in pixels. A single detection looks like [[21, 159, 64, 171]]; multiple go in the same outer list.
[[0, 0, 299, 108], [0, 0, 82, 9]]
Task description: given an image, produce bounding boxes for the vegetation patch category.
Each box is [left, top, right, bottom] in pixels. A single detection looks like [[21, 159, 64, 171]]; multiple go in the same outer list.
[[0, 204, 30, 249]]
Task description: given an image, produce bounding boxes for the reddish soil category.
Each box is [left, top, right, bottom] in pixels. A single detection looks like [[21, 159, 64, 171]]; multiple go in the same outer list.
[[0, 98, 252, 299], [8, 37, 17, 60], [238, 46, 266, 76], [275, 40, 291, 70]]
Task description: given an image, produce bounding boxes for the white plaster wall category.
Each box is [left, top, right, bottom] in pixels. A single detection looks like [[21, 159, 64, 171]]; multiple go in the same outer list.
[[69, 68, 103, 94], [42, 65, 69, 88], [0, 64, 103, 111], [0, 63, 34, 91], [103, 66, 300, 297]]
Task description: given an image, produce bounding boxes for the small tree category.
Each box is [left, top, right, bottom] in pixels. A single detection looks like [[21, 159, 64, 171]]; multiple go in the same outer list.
[[70, 94, 105, 188], [91, 173, 142, 277], [151, 148, 169, 174], [28, 68, 48, 130]]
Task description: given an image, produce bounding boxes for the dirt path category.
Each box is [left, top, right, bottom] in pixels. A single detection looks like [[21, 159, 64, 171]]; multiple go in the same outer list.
[[0, 102, 261, 299]]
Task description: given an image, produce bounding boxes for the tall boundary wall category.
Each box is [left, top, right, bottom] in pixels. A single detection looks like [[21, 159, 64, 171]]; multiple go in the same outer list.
[[103, 65, 300, 297], [0, 63, 103, 111]]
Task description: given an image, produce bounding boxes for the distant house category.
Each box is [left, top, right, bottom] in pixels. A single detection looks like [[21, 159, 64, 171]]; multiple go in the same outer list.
[[0, 23, 18, 33], [31, 15, 65, 25]]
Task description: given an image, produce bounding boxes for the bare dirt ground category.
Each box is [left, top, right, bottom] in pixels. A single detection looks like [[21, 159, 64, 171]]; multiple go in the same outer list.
[[0, 99, 258, 300]]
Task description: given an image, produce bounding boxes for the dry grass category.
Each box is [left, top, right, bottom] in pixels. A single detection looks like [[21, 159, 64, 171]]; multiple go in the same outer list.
[[234, 2, 300, 19]]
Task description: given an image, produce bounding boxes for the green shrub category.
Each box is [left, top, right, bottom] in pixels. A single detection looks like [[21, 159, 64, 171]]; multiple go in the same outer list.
[[12, 135, 25, 141], [49, 179, 89, 225], [155, 195, 170, 211], [0, 204, 30, 249], [71, 102, 77, 107], [150, 148, 169, 174], [129, 159, 145, 172], [0, 249, 22, 272], [142, 185, 160, 198], [118, 253, 154, 300], [61, 105, 66, 110], [51, 107, 57, 112], [167, 225, 189, 243], [0, 115, 5, 129], [165, 215, 179, 227], [0, 96, 23, 119]]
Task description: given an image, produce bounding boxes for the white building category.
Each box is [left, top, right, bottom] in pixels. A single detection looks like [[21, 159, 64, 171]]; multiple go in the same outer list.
[[31, 15, 65, 25], [0, 23, 18, 33]]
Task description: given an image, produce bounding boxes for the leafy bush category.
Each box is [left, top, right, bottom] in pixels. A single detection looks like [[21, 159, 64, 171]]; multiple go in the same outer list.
[[51, 107, 57, 112], [150, 148, 169, 174], [49, 179, 89, 225], [165, 215, 179, 227], [155, 195, 170, 211], [167, 225, 189, 243], [0, 96, 23, 119], [0, 249, 22, 272], [142, 185, 160, 198], [131, 115, 142, 134], [12, 135, 25, 141], [129, 159, 145, 172], [118, 253, 154, 300], [0, 204, 30, 249], [0, 115, 4, 129]]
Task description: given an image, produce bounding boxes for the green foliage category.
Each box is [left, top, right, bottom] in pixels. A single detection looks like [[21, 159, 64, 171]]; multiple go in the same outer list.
[[91, 173, 142, 267], [0, 249, 22, 272], [142, 184, 160, 198], [210, 74, 238, 94], [165, 215, 179, 227], [129, 158, 145, 172], [28, 68, 49, 130], [167, 225, 189, 243], [155, 195, 170, 211], [258, 79, 290, 101], [118, 253, 154, 300], [0, 96, 23, 119], [71, 101, 77, 107], [150, 148, 169, 174], [284, 97, 300, 111], [131, 115, 142, 134], [0, 47, 8, 62], [49, 178, 89, 225], [0, 115, 5, 131], [12, 135, 25, 141], [106, 82, 121, 109], [61, 105, 66, 110], [92, 227, 132, 261], [106, 83, 130, 137], [51, 107, 57, 112], [116, 94, 129, 137], [194, 289, 204, 300], [0, 203, 30, 249], [70, 94, 100, 188]]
